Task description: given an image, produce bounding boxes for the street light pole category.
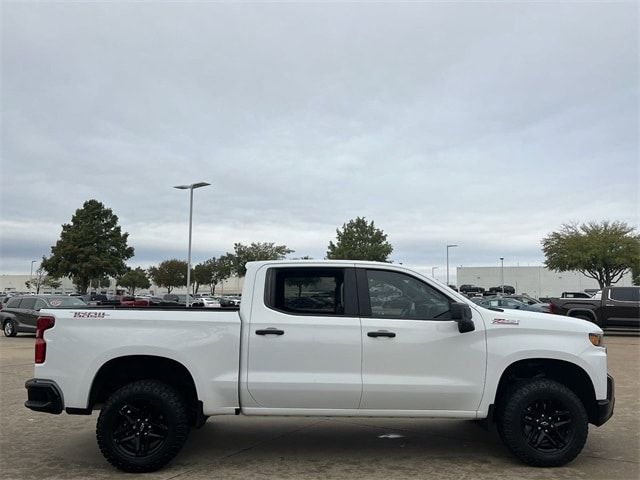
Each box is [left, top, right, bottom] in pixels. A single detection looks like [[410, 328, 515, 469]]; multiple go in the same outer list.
[[431, 266, 438, 278], [30, 260, 37, 293], [500, 257, 504, 294], [446, 244, 458, 286], [174, 182, 211, 307]]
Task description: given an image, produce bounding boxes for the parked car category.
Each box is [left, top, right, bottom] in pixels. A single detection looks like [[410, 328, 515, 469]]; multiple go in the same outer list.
[[26, 260, 613, 472], [1, 295, 87, 337], [459, 284, 485, 294], [199, 297, 221, 308], [549, 286, 640, 332], [488, 285, 516, 294], [504, 294, 541, 305], [476, 297, 542, 312], [162, 294, 204, 307], [220, 295, 241, 307]]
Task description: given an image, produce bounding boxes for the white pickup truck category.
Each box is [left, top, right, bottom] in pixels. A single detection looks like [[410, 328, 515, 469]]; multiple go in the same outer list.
[[25, 260, 614, 472]]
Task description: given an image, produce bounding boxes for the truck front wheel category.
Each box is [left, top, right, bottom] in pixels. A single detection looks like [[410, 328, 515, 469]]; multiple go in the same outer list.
[[497, 379, 588, 467], [96, 380, 190, 472]]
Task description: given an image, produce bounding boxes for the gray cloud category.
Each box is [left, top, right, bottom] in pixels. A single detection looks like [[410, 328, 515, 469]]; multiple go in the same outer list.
[[1, 2, 638, 282]]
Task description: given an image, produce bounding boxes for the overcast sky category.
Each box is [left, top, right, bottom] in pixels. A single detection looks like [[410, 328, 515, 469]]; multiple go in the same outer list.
[[1, 1, 638, 281]]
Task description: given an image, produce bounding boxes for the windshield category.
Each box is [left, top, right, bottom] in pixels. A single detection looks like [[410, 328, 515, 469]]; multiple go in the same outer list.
[[46, 297, 87, 307]]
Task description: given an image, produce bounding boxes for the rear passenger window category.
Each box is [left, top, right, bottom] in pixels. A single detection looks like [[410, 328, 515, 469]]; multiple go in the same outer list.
[[19, 298, 37, 310], [609, 288, 640, 302], [268, 268, 345, 315]]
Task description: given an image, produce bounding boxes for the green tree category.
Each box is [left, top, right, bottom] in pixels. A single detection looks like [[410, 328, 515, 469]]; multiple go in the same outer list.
[[212, 254, 235, 293], [148, 259, 188, 294], [542, 221, 640, 288], [25, 263, 62, 294], [230, 242, 293, 277], [41, 200, 134, 294], [326, 217, 393, 262], [192, 258, 219, 294], [117, 267, 151, 295]]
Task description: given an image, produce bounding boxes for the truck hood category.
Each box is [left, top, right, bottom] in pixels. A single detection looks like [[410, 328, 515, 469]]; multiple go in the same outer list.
[[476, 306, 603, 335]]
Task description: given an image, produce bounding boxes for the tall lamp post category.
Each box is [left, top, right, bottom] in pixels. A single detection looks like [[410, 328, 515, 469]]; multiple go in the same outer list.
[[431, 266, 438, 278], [174, 182, 211, 307], [446, 244, 458, 286], [500, 257, 505, 294], [30, 260, 37, 293]]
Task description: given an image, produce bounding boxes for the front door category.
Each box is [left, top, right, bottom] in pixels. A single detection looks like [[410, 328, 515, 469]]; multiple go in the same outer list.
[[246, 266, 362, 409], [358, 268, 486, 412]]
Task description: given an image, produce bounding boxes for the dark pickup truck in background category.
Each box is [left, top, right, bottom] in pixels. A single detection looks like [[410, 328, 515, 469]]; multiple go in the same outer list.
[[549, 286, 640, 333]]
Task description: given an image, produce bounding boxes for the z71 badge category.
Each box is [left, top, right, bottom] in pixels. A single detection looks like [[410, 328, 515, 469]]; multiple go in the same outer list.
[[491, 318, 519, 325], [73, 311, 109, 318]]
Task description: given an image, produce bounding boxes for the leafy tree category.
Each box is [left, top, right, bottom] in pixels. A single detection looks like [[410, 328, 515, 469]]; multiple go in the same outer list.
[[212, 254, 235, 293], [230, 242, 293, 277], [117, 267, 151, 295], [148, 259, 188, 294], [25, 263, 62, 293], [631, 258, 640, 286], [192, 258, 219, 294], [542, 221, 640, 288], [286, 276, 319, 297], [327, 217, 393, 262], [41, 200, 134, 294]]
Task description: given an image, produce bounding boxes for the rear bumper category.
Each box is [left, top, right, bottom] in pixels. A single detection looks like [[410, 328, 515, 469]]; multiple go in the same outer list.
[[593, 374, 615, 427], [25, 378, 63, 414]]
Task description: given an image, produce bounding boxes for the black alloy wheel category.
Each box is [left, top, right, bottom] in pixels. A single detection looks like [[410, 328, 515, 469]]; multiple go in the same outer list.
[[96, 380, 190, 472], [111, 402, 170, 459], [521, 399, 574, 453], [497, 378, 588, 467]]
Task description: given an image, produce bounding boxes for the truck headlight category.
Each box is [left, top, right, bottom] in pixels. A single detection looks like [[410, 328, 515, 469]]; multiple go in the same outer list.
[[589, 333, 605, 347]]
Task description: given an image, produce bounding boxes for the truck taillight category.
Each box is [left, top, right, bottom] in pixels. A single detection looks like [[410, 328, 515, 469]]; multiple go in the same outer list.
[[548, 303, 555, 314], [35, 316, 55, 364]]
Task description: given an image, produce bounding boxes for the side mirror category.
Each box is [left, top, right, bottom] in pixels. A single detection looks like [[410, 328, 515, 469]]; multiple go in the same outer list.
[[450, 302, 475, 333]]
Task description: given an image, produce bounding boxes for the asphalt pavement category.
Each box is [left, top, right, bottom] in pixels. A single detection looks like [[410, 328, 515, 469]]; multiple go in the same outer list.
[[1, 334, 638, 480]]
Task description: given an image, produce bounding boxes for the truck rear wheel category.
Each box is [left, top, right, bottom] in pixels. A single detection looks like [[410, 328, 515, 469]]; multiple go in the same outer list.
[[497, 379, 588, 467], [96, 380, 190, 472]]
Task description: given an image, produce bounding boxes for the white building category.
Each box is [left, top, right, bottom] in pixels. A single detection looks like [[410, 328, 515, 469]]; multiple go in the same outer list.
[[456, 266, 634, 299], [0, 274, 244, 296]]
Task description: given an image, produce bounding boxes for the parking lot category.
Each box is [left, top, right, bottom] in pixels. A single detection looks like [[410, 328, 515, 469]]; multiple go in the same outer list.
[[1, 334, 638, 480]]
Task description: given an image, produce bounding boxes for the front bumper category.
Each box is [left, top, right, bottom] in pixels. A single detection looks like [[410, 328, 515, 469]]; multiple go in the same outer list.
[[25, 378, 63, 414], [593, 374, 615, 427]]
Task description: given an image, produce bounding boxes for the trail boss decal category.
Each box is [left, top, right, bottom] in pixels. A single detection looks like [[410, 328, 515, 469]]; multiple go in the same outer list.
[[491, 318, 519, 325], [73, 311, 109, 318]]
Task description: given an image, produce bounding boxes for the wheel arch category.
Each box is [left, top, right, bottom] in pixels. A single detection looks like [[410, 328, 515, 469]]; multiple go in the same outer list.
[[566, 309, 597, 323], [88, 355, 201, 422], [493, 358, 599, 425]]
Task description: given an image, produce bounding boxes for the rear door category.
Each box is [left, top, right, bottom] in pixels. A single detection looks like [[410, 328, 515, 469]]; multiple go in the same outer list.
[[603, 288, 640, 328], [17, 297, 39, 330], [358, 267, 487, 412], [246, 266, 363, 409]]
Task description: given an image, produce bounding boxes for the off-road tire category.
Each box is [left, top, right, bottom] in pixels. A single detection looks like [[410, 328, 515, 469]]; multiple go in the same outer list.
[[96, 380, 190, 472], [497, 379, 588, 467]]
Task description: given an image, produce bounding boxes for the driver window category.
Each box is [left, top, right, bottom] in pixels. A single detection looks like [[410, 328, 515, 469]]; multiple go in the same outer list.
[[366, 269, 451, 320]]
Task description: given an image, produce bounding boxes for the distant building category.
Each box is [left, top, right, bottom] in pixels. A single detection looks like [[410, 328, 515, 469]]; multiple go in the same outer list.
[[0, 274, 244, 296], [456, 266, 634, 299]]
